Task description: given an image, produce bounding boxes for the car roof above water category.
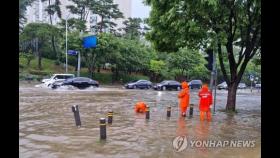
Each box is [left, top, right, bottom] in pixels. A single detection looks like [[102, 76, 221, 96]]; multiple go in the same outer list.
[[189, 80, 202, 84], [52, 74, 75, 76]]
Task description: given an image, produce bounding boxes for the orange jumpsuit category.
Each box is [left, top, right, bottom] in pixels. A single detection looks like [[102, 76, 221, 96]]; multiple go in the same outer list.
[[134, 102, 147, 113], [198, 85, 213, 121], [178, 82, 190, 116]]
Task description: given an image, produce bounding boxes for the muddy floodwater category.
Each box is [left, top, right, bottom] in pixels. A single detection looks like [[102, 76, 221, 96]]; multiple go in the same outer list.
[[19, 82, 261, 158]]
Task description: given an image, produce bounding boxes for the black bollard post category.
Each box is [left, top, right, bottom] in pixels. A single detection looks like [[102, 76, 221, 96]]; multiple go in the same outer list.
[[189, 104, 194, 117], [72, 105, 81, 127], [107, 111, 113, 124], [145, 106, 150, 119], [167, 106, 171, 117], [100, 118, 106, 140]]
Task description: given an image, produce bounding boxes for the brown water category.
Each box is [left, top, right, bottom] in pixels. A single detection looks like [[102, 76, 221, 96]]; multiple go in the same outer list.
[[19, 83, 261, 158]]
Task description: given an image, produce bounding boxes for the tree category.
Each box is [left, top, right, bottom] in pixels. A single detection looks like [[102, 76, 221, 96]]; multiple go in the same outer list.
[[20, 23, 61, 69], [122, 18, 143, 39], [41, 0, 61, 25], [167, 47, 207, 81], [146, 0, 261, 111], [42, 0, 62, 61], [90, 0, 123, 33], [149, 59, 167, 82], [20, 51, 35, 66], [66, 0, 92, 31], [19, 0, 36, 32]]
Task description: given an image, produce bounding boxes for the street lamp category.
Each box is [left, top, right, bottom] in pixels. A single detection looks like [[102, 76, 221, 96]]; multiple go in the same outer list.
[[65, 14, 71, 73]]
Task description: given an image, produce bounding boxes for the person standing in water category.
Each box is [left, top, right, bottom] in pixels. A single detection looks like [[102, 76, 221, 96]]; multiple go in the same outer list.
[[198, 84, 213, 121], [178, 81, 190, 117]]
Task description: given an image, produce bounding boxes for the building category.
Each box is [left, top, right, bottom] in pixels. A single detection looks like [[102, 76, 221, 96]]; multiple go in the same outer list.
[[25, 0, 132, 33]]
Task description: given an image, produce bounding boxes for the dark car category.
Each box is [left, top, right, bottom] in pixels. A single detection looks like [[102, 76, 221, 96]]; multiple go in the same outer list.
[[52, 77, 99, 89], [188, 80, 202, 89], [124, 80, 152, 89], [153, 80, 181, 91]]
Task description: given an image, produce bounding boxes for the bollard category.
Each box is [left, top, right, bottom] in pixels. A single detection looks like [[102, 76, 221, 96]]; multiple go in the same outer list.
[[167, 106, 171, 117], [72, 105, 81, 127], [189, 104, 194, 117], [145, 106, 150, 119], [107, 111, 113, 124], [100, 118, 106, 140]]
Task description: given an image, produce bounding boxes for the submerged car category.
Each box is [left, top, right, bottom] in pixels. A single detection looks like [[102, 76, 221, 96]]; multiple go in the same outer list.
[[188, 80, 203, 89], [217, 81, 228, 90], [153, 80, 181, 91], [52, 77, 99, 89], [124, 80, 152, 89], [43, 74, 75, 87]]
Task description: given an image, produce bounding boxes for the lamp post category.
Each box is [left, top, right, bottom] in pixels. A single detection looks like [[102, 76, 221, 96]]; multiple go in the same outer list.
[[65, 14, 70, 73]]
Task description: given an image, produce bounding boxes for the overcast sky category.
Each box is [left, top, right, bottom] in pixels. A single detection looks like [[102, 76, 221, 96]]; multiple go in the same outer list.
[[131, 0, 151, 19]]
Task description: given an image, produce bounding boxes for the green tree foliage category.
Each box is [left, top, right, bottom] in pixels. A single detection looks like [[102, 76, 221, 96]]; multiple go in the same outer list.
[[20, 23, 62, 69], [167, 47, 208, 81], [42, 0, 62, 25], [122, 18, 143, 40], [66, 0, 92, 31], [19, 0, 36, 32], [149, 59, 167, 82], [19, 51, 35, 66], [90, 0, 123, 33], [145, 0, 261, 111], [41, 0, 62, 61]]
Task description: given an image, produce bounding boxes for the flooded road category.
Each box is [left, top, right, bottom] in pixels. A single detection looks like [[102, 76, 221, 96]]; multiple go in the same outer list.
[[19, 83, 261, 158]]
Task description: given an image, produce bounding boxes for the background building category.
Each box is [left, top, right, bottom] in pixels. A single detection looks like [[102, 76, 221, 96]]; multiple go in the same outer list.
[[25, 0, 132, 33]]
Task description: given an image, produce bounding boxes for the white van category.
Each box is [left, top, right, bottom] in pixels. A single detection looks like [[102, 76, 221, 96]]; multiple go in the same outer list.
[[42, 74, 75, 87]]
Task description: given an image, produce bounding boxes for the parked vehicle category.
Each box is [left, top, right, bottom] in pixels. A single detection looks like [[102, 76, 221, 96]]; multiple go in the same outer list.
[[188, 80, 203, 89], [255, 83, 261, 89], [52, 77, 99, 89], [217, 81, 228, 90], [43, 74, 75, 87], [153, 80, 181, 91], [238, 83, 247, 89], [124, 80, 152, 89]]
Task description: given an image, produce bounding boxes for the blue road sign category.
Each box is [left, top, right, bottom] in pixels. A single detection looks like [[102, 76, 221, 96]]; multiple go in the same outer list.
[[68, 50, 78, 55], [83, 36, 97, 48]]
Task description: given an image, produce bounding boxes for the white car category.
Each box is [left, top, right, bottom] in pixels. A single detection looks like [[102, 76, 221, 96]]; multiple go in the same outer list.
[[238, 83, 247, 89], [255, 83, 261, 89], [42, 74, 75, 87], [217, 82, 228, 90]]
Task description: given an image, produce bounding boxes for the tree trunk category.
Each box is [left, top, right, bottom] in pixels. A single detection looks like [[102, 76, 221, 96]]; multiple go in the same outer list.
[[100, 16, 103, 33], [38, 52, 42, 70], [48, 0, 53, 25], [111, 67, 115, 84], [226, 82, 238, 111], [51, 36, 57, 58], [27, 58, 31, 66]]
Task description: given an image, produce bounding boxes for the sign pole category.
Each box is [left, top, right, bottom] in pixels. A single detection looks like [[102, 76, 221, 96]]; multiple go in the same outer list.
[[77, 51, 81, 77]]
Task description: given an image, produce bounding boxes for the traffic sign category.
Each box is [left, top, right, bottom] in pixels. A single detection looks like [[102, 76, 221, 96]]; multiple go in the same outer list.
[[83, 36, 97, 48], [68, 50, 78, 56]]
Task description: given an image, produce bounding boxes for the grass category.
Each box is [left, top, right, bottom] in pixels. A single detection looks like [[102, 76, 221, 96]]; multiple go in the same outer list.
[[19, 57, 149, 84]]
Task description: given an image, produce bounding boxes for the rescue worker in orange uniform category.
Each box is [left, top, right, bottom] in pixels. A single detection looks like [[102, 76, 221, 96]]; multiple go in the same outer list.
[[198, 85, 213, 121], [134, 102, 147, 113], [178, 81, 190, 117]]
